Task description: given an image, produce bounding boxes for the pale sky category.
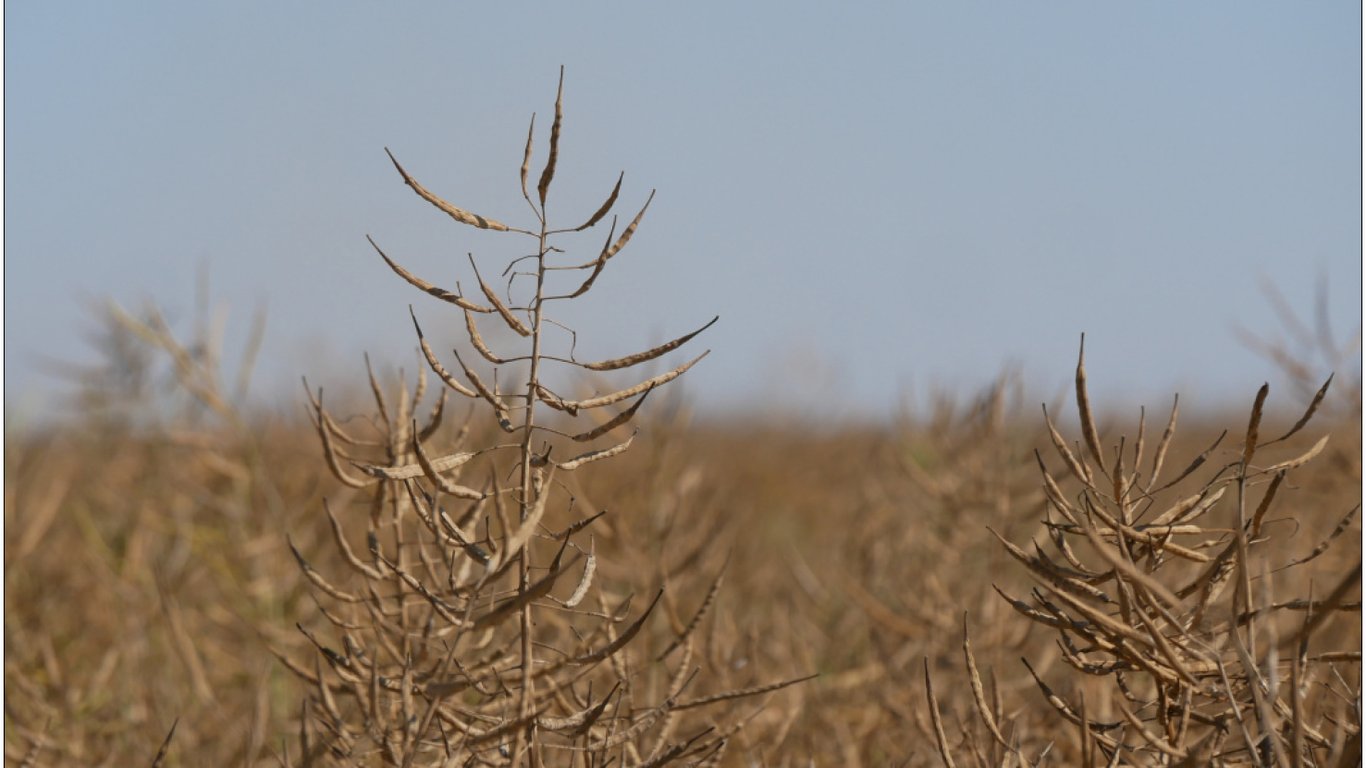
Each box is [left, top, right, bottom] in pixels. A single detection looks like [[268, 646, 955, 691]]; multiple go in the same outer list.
[[6, 3, 1361, 422]]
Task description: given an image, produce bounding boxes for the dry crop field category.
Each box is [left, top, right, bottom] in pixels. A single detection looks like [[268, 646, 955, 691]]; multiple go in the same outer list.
[[5, 76, 1361, 766]]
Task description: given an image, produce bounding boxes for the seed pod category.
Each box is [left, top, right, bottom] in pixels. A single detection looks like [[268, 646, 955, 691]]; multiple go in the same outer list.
[[386, 148, 513, 232]]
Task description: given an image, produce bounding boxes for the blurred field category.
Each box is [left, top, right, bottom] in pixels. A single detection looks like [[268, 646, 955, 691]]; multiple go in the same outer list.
[[4, 314, 1360, 764], [6, 77, 1362, 766]]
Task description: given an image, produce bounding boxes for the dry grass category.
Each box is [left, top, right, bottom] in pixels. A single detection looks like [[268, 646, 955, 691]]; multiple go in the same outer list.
[[5, 75, 1360, 766]]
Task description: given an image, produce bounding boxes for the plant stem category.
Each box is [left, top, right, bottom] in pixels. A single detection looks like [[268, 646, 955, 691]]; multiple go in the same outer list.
[[515, 214, 551, 762]]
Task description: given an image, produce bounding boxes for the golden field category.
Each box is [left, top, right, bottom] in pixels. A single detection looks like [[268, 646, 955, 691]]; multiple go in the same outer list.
[[5, 343, 1359, 765], [5, 77, 1360, 766]]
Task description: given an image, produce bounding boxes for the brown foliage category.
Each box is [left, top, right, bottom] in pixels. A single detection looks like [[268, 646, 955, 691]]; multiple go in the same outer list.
[[5, 75, 1359, 767]]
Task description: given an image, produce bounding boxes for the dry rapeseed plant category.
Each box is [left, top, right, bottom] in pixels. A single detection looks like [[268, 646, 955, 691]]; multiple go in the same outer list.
[[280, 70, 808, 767], [928, 337, 1361, 767], [5, 291, 317, 765]]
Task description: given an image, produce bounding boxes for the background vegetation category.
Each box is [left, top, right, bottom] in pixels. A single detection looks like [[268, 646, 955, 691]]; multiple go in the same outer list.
[[5, 79, 1360, 767], [5, 296, 1358, 765]]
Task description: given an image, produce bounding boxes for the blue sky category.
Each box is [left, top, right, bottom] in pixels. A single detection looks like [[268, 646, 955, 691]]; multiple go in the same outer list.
[[6, 3, 1361, 422]]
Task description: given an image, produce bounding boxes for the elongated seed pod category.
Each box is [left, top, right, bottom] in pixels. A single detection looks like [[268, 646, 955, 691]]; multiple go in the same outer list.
[[563, 546, 596, 609], [572, 389, 653, 442], [580, 317, 718, 371], [556, 432, 636, 471], [570, 172, 623, 232], [1042, 403, 1092, 484], [559, 191, 656, 298], [963, 615, 1016, 753], [464, 309, 507, 364], [657, 562, 727, 660], [1242, 382, 1270, 466], [499, 468, 556, 568], [357, 448, 479, 481], [543, 352, 708, 412], [1148, 486, 1227, 528], [323, 500, 384, 580], [537, 69, 564, 206], [411, 424, 486, 500], [417, 387, 447, 442], [537, 682, 615, 734], [474, 541, 571, 629], [1147, 394, 1180, 491], [450, 348, 511, 429], [409, 308, 479, 399], [602, 191, 654, 262], [568, 590, 662, 665], [470, 255, 531, 337], [385, 148, 513, 232], [370, 237, 491, 312], [311, 403, 377, 488], [1075, 335, 1108, 478], [923, 660, 958, 768], [519, 114, 535, 204], [1264, 374, 1333, 447], [561, 218, 615, 300], [673, 673, 818, 712], [1264, 434, 1329, 473]]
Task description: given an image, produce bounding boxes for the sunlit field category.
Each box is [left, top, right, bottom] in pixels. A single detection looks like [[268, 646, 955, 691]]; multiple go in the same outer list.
[[6, 80, 1360, 767]]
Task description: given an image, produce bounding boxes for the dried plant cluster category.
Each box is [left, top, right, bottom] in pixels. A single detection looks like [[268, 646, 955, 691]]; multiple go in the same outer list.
[[279, 72, 805, 766], [3, 77, 1360, 768], [918, 340, 1362, 767]]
